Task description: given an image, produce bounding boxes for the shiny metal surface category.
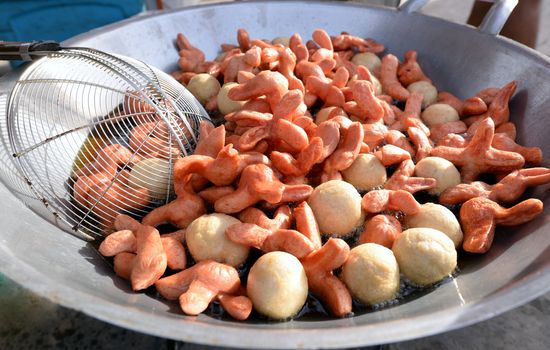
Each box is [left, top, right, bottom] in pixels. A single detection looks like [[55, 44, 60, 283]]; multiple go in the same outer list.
[[477, 0, 518, 35], [1, 1, 549, 349], [4, 49, 208, 240]]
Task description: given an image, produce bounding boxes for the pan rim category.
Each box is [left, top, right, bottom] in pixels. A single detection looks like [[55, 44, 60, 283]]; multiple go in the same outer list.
[[2, 237, 549, 348]]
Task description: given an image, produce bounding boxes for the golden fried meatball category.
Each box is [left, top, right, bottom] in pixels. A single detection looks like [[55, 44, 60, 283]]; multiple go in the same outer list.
[[351, 52, 382, 75], [414, 156, 461, 195], [393, 228, 457, 286], [186, 73, 221, 105], [247, 251, 308, 320], [404, 203, 463, 247], [421, 103, 460, 127], [217, 82, 246, 115], [308, 180, 364, 237], [186, 213, 249, 267], [407, 81, 437, 108], [272, 36, 290, 46], [342, 154, 387, 191], [128, 158, 173, 200], [315, 106, 348, 125], [342, 243, 400, 305], [370, 75, 383, 96]]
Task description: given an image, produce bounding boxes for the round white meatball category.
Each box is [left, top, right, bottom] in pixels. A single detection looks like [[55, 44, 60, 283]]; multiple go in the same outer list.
[[217, 82, 246, 115], [351, 52, 382, 75], [370, 75, 383, 96], [128, 158, 173, 200], [342, 243, 400, 305], [186, 213, 249, 267], [186, 73, 221, 105], [404, 203, 463, 247], [308, 180, 364, 237], [247, 251, 308, 320], [342, 154, 387, 191], [392, 228, 457, 286], [272, 36, 290, 46], [421, 103, 460, 127], [414, 156, 461, 195], [407, 81, 437, 108], [315, 106, 348, 125]]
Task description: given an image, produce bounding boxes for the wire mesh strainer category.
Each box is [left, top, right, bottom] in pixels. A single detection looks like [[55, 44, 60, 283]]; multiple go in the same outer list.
[[1, 41, 211, 240]]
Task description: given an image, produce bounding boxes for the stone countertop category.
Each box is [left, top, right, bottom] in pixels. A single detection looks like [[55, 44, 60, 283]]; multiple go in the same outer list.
[[1, 273, 549, 350]]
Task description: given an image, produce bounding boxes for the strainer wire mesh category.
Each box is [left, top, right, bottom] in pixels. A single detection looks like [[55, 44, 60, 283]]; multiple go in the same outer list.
[[7, 48, 210, 240]]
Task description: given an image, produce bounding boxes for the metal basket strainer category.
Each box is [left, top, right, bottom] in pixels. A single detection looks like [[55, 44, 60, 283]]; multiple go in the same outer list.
[[1, 41, 210, 240]]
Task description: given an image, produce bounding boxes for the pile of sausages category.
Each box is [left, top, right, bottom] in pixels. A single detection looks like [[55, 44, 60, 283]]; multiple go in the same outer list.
[[93, 28, 548, 321]]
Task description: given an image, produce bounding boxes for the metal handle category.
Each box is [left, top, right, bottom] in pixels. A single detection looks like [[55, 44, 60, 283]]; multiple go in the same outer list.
[[398, 0, 430, 14], [399, 0, 518, 36], [478, 0, 518, 35], [0, 41, 62, 61]]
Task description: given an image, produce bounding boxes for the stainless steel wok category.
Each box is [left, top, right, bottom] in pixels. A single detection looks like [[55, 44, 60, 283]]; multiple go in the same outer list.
[[1, 0, 549, 348]]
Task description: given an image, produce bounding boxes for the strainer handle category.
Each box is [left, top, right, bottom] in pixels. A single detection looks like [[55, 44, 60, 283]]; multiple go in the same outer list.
[[0, 41, 62, 61]]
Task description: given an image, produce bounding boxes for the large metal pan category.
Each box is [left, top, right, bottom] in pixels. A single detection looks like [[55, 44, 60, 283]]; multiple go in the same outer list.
[[1, 0, 549, 348]]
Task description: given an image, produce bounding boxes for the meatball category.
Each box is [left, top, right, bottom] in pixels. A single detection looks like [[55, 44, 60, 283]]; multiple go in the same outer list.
[[186, 73, 221, 105], [342, 154, 387, 191], [407, 81, 437, 108], [247, 251, 308, 320], [392, 228, 457, 286], [128, 157, 173, 200], [186, 213, 249, 267], [308, 180, 364, 237], [370, 75, 383, 96], [414, 156, 461, 195], [421, 103, 460, 127], [351, 52, 382, 75], [217, 82, 246, 115], [404, 203, 463, 247], [272, 36, 290, 46], [315, 106, 348, 125], [342, 243, 400, 305]]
